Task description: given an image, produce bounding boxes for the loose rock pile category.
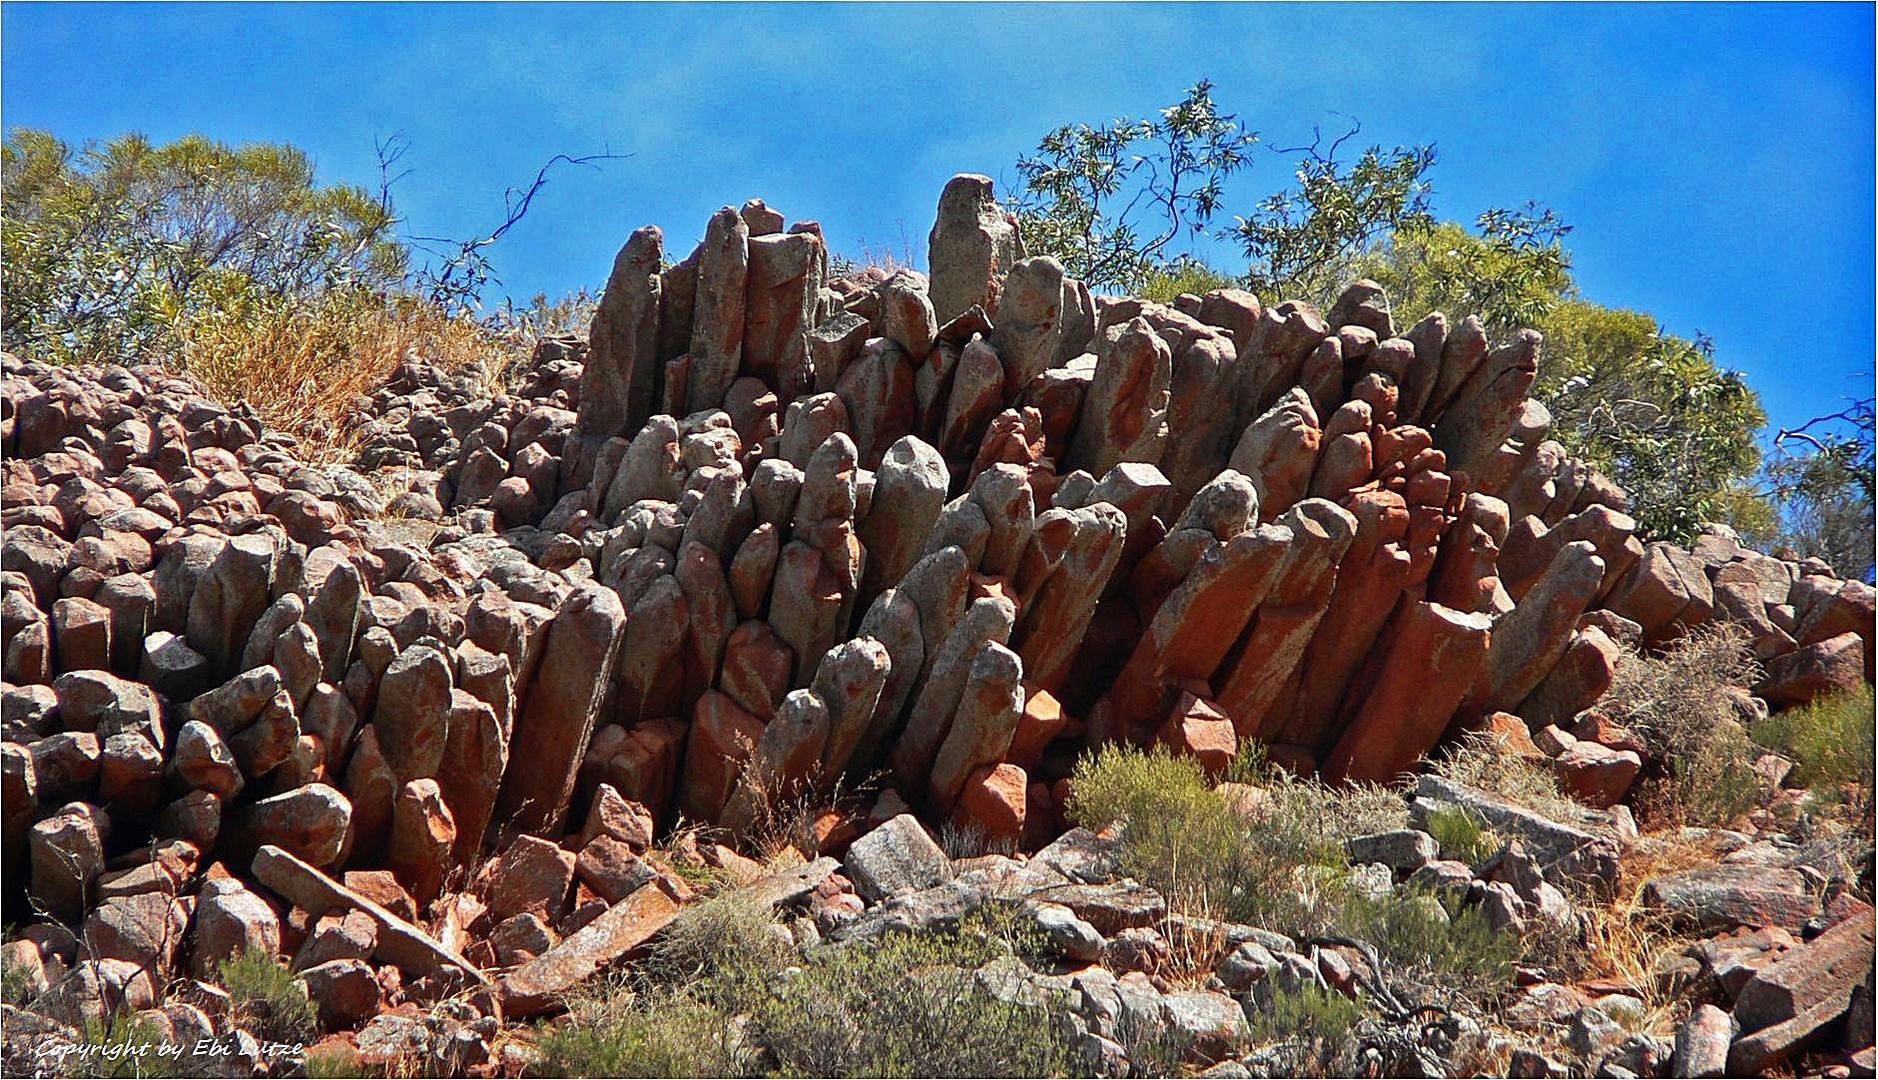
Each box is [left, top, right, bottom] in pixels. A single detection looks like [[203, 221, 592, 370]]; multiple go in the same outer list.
[[1, 175, 1871, 1075]]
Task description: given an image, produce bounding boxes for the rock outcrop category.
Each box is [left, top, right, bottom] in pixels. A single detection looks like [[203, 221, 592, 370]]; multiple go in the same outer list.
[[2, 176, 1870, 1075]]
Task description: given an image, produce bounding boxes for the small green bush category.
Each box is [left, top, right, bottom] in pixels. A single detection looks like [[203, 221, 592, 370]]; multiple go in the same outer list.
[[66, 1012, 188, 1079], [1068, 743, 1407, 937], [1422, 805, 1496, 865], [643, 891, 793, 994], [1755, 684, 1876, 793], [1138, 258, 1240, 303], [1336, 888, 1520, 998], [536, 987, 751, 1078], [1, 934, 35, 1007], [219, 947, 317, 1045], [538, 913, 1067, 1079], [1245, 982, 1362, 1076], [1248, 981, 1362, 1046], [746, 931, 1068, 1078]]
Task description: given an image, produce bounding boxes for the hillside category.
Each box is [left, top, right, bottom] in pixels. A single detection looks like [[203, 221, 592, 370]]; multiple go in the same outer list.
[[1, 175, 1872, 1079]]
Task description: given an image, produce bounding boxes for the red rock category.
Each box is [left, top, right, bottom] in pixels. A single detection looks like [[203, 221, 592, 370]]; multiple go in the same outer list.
[[574, 835, 653, 905], [481, 835, 576, 923], [719, 619, 795, 720], [1156, 693, 1237, 778], [1006, 686, 1067, 771], [1731, 909, 1876, 1073], [501, 877, 686, 1017], [950, 763, 1027, 847], [340, 871, 419, 924], [1323, 600, 1492, 785], [1552, 742, 1642, 809], [494, 584, 628, 840], [1478, 710, 1545, 758], [251, 845, 486, 984], [578, 784, 656, 853], [387, 779, 455, 907], [1569, 711, 1647, 755], [678, 691, 764, 825], [1759, 631, 1867, 708]]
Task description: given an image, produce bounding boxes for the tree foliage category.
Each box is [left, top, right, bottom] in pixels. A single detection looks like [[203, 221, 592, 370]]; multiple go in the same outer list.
[[1233, 127, 1437, 301], [1010, 83, 1792, 543], [1011, 79, 1257, 294], [2, 129, 404, 362], [1739, 397, 1876, 580]]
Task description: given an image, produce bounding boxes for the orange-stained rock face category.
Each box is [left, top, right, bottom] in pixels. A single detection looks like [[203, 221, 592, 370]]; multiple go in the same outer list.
[[1155, 693, 1237, 779], [950, 762, 1028, 847]]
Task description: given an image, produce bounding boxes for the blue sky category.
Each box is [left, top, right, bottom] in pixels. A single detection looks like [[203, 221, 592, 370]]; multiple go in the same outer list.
[[3, 3, 1872, 436]]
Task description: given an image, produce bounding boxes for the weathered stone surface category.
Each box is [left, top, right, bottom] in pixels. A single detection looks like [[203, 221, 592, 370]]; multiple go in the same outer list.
[[1411, 775, 1618, 893], [928, 174, 1024, 325], [500, 877, 686, 1016], [1640, 865, 1822, 932], [1729, 909, 1875, 1073], [1758, 630, 1866, 708], [1014, 503, 1128, 692], [1066, 317, 1171, 478], [1476, 540, 1605, 714], [687, 207, 750, 413], [578, 226, 664, 438], [844, 813, 954, 902], [928, 641, 1024, 810], [745, 231, 825, 400], [1325, 600, 1492, 785], [192, 878, 281, 977], [858, 435, 948, 608], [228, 782, 352, 868], [372, 645, 453, 783], [494, 584, 627, 840], [991, 256, 1067, 391]]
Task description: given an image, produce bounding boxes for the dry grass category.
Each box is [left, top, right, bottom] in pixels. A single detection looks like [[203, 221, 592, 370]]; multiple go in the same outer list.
[[1584, 838, 1720, 1035], [1430, 732, 1595, 827], [172, 287, 510, 461], [1603, 624, 1764, 827]]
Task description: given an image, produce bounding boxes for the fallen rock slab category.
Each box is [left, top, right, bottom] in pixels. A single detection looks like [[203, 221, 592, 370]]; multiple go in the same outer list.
[[1728, 908, 1875, 1073], [1640, 864, 1821, 933], [251, 844, 488, 984], [500, 876, 686, 1016]]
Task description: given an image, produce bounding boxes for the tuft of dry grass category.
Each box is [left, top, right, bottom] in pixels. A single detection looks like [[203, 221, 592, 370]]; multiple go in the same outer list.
[[1603, 624, 1765, 827], [1430, 732, 1594, 827], [171, 287, 509, 461], [1563, 832, 1723, 1038]]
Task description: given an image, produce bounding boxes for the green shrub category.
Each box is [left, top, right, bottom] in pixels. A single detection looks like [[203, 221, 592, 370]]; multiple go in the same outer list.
[[744, 931, 1068, 1078], [1244, 982, 1363, 1076], [1336, 888, 1520, 998], [219, 947, 317, 1045], [1, 934, 34, 1007], [1138, 258, 1240, 303], [535, 987, 751, 1078], [1755, 684, 1876, 794], [643, 891, 793, 994], [1422, 805, 1496, 865], [64, 1012, 189, 1079], [1067, 744, 1409, 938], [540, 913, 1066, 1079], [1248, 981, 1362, 1046]]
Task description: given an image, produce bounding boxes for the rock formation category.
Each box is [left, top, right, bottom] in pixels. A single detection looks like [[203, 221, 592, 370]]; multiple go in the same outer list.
[[1, 176, 1871, 1074]]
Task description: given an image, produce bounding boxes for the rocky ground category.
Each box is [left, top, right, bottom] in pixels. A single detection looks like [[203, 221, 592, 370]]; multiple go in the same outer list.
[[0, 178, 1872, 1078]]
